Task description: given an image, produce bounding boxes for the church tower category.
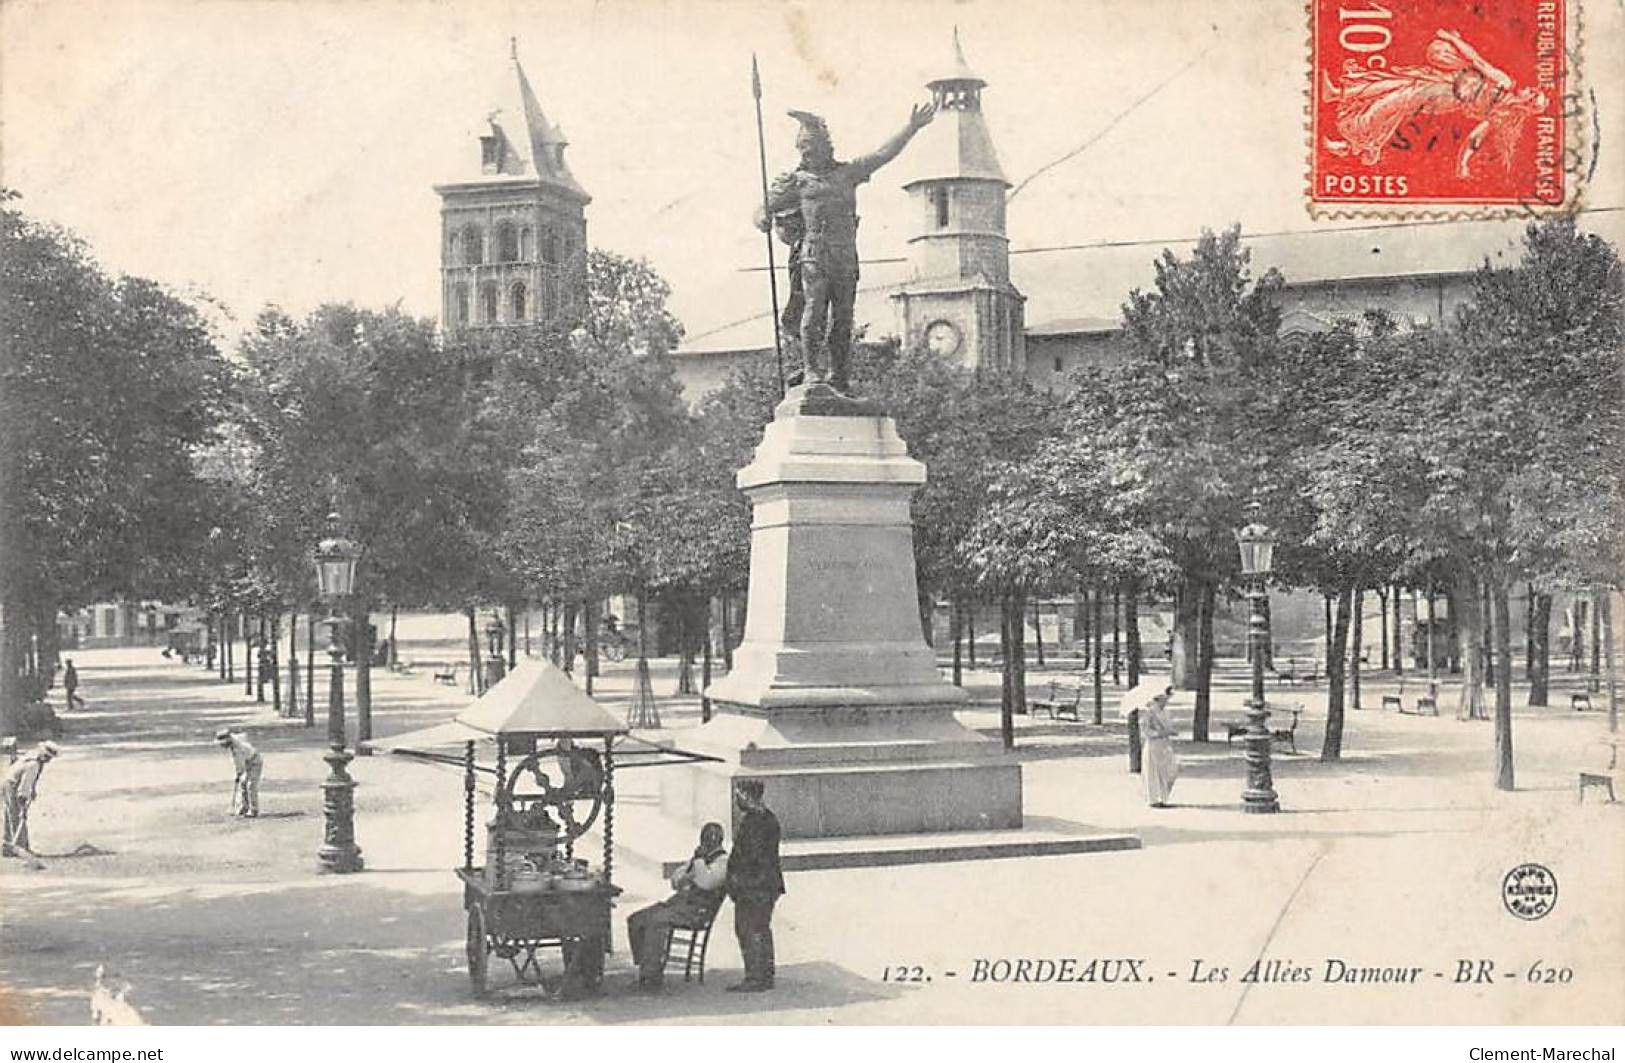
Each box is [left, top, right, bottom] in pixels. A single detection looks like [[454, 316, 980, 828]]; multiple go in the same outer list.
[[891, 31, 1024, 371], [434, 42, 590, 332]]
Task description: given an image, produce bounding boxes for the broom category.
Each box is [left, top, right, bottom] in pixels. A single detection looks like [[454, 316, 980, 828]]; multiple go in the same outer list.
[[5, 808, 46, 870]]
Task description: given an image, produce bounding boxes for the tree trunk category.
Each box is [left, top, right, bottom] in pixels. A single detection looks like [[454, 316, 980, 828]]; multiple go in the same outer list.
[[1571, 599, 1586, 672], [1072, 591, 1086, 660], [354, 600, 372, 743], [950, 599, 963, 687], [255, 615, 267, 702], [1350, 586, 1364, 711], [720, 596, 734, 672], [561, 602, 578, 675], [1191, 579, 1216, 742], [1425, 588, 1439, 694], [1012, 591, 1028, 715], [583, 598, 600, 695], [389, 604, 399, 668], [1092, 587, 1104, 724], [1529, 592, 1552, 706], [1524, 584, 1535, 681], [1172, 576, 1201, 690], [1111, 589, 1121, 686], [1260, 593, 1274, 670], [0, 599, 27, 735], [998, 594, 1015, 748], [701, 597, 713, 723], [287, 609, 299, 719], [1591, 589, 1603, 693], [1394, 585, 1404, 677], [1447, 586, 1463, 673], [1454, 570, 1488, 720], [1323, 594, 1333, 675], [1032, 599, 1045, 668], [1322, 583, 1355, 761], [1482, 580, 1496, 685], [506, 602, 517, 671], [465, 606, 482, 695], [243, 613, 252, 696], [967, 602, 977, 668], [1377, 586, 1389, 671], [1491, 578, 1515, 790], [305, 613, 316, 726], [1125, 584, 1142, 688], [269, 614, 282, 715], [1602, 592, 1618, 734], [676, 598, 695, 696]]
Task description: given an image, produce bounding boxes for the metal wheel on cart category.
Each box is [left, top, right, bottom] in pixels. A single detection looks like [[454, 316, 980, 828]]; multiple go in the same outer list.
[[466, 906, 490, 998]]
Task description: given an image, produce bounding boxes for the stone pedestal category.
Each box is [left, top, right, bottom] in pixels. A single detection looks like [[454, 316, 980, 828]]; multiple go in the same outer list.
[[662, 384, 1021, 839]]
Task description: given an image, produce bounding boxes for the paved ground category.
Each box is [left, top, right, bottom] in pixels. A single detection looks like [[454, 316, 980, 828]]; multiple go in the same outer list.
[[1, 647, 1620, 1025]]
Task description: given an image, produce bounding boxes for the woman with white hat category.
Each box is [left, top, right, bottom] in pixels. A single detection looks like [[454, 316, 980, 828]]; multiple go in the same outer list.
[[1138, 687, 1180, 808]]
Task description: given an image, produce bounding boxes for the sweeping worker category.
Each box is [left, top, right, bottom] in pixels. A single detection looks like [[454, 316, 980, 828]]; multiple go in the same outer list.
[[215, 729, 262, 817], [3, 741, 59, 856]]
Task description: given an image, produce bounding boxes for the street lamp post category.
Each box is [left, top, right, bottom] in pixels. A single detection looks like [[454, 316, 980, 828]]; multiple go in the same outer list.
[[313, 511, 364, 873], [1235, 514, 1281, 814]]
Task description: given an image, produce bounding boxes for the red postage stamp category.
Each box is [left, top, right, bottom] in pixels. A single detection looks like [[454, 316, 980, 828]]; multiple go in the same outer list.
[[1310, 0, 1575, 214]]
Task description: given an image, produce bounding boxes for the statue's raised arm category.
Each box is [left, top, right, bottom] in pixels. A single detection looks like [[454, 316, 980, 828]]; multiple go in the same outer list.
[[849, 102, 937, 182]]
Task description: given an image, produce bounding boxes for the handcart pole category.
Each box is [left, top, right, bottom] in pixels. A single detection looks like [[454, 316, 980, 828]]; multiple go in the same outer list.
[[493, 739, 508, 890], [462, 739, 476, 872], [602, 736, 615, 888]]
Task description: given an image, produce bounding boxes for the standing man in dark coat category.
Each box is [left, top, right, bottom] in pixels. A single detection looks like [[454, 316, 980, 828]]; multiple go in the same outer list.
[[724, 778, 784, 992]]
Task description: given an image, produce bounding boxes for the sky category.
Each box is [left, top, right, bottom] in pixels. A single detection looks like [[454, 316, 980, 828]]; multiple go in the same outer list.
[[2, 0, 1621, 347]]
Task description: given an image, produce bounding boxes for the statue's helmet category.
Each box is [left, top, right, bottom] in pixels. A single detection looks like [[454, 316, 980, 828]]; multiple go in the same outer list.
[[787, 110, 834, 157]]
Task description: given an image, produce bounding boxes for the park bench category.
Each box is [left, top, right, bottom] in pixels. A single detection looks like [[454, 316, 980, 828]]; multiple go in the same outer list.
[[1225, 708, 1302, 753], [1030, 680, 1083, 722], [1578, 738, 1620, 804], [1401, 692, 1440, 716], [433, 661, 467, 686], [1380, 694, 1402, 712], [1571, 692, 1594, 712]]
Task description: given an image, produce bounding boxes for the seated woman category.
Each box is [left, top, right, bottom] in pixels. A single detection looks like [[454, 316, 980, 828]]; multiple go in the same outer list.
[[626, 822, 728, 990]]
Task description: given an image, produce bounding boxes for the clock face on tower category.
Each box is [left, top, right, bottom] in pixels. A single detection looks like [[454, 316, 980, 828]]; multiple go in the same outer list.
[[925, 319, 963, 357]]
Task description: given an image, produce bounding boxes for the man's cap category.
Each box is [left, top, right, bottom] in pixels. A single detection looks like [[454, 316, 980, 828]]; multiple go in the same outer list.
[[214, 728, 232, 741], [38, 741, 60, 757]]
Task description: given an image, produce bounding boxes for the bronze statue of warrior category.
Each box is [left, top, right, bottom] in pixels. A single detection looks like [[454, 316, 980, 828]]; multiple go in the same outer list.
[[754, 103, 934, 394]]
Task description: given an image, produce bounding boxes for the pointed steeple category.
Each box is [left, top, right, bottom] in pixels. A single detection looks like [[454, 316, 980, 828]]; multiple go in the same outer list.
[[906, 27, 1007, 187], [512, 39, 589, 201], [928, 26, 986, 91]]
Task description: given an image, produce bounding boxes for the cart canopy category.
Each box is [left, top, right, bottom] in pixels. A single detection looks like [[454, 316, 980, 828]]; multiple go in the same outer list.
[[366, 658, 628, 754]]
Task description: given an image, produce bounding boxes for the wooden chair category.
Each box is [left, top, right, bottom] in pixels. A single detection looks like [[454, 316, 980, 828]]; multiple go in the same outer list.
[[662, 895, 724, 984], [1031, 681, 1083, 722], [1269, 709, 1302, 753], [1579, 739, 1620, 804], [1226, 709, 1301, 752]]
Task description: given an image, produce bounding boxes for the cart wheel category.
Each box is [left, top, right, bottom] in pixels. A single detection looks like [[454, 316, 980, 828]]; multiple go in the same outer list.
[[466, 907, 490, 998]]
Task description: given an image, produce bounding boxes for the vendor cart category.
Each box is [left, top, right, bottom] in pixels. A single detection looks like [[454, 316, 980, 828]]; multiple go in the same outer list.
[[369, 657, 718, 1000]]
